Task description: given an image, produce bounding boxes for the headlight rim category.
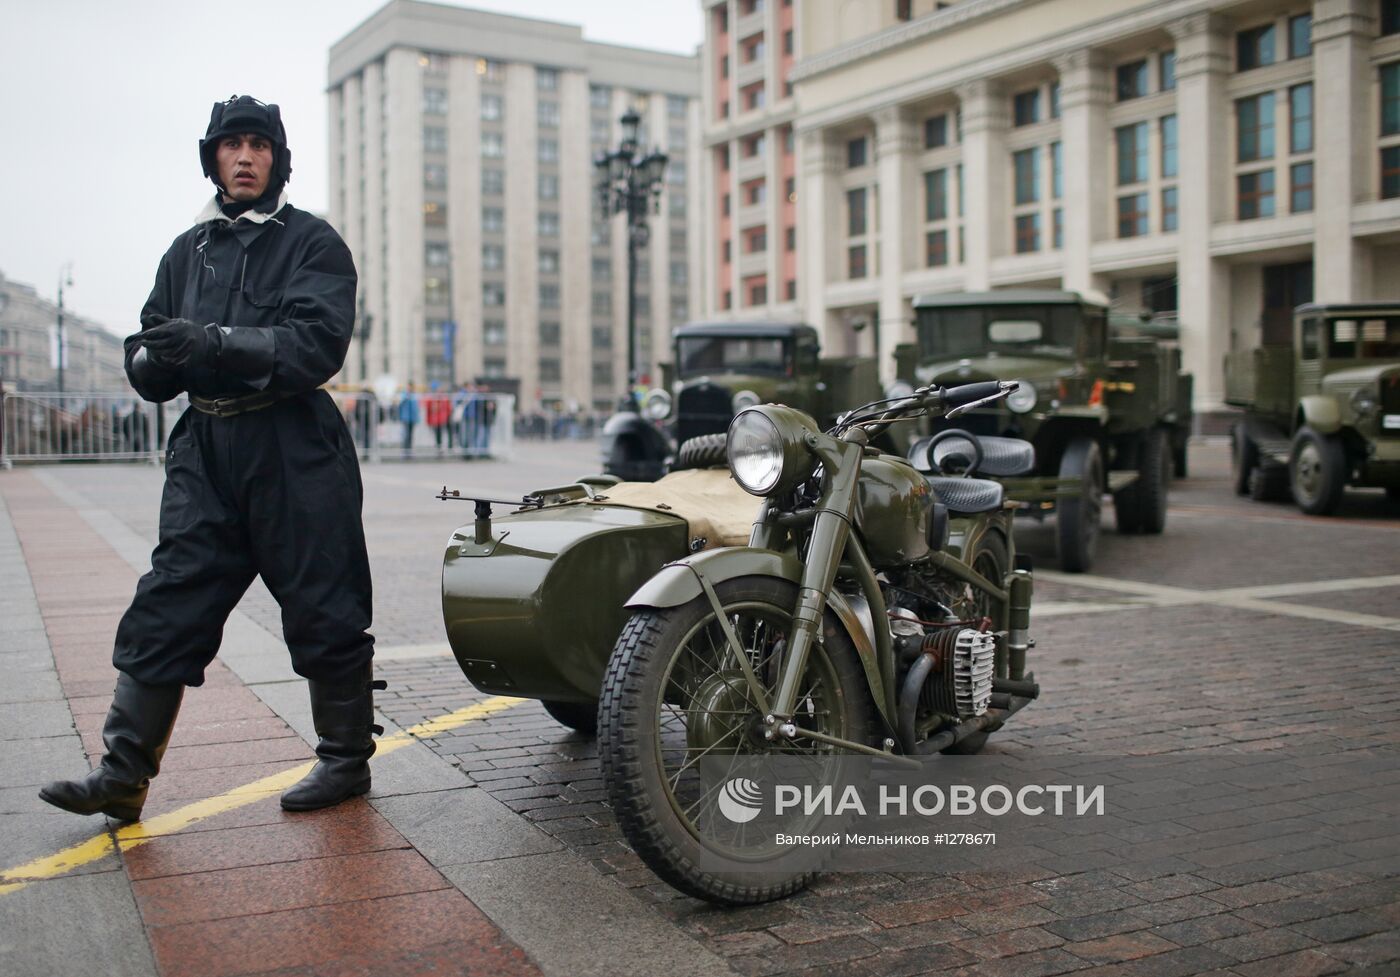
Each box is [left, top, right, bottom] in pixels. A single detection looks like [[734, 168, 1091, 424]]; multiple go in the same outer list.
[[641, 387, 673, 421], [726, 405, 818, 497], [1005, 379, 1037, 414]]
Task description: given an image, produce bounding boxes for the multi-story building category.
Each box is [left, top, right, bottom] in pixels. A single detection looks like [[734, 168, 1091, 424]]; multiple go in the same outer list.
[[0, 270, 126, 393], [327, 0, 702, 412], [701, 0, 1400, 412]]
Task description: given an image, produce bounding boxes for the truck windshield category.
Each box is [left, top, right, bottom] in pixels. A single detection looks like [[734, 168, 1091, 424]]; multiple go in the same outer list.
[[1322, 317, 1400, 359], [676, 336, 792, 377], [916, 305, 1083, 361]]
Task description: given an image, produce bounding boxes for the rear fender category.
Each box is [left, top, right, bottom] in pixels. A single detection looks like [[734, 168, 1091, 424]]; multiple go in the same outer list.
[[1297, 396, 1342, 435], [626, 546, 894, 730]]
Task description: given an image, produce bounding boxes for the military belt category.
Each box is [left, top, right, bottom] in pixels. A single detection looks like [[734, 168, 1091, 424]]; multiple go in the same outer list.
[[189, 390, 295, 418]]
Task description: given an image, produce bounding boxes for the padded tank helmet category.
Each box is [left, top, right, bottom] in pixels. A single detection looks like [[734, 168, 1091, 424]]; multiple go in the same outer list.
[[198, 95, 292, 193]]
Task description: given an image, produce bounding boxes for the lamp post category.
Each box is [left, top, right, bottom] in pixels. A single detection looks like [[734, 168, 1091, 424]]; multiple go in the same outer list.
[[357, 293, 373, 384], [593, 108, 667, 411], [56, 264, 73, 394]]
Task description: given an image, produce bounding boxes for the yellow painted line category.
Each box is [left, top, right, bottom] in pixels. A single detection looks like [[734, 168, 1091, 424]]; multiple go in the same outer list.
[[0, 696, 523, 895]]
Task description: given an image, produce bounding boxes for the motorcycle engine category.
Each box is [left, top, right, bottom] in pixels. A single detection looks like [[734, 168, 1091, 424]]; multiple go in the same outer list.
[[915, 627, 996, 718]]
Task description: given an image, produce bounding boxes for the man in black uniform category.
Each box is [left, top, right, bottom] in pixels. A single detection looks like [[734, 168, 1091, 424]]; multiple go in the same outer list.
[[40, 95, 379, 820]]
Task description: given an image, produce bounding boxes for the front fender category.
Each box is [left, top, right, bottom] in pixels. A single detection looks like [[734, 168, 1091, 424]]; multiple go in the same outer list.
[[1298, 395, 1342, 434], [626, 546, 895, 732]]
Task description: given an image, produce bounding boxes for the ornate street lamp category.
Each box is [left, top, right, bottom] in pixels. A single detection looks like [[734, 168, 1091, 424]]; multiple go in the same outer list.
[[594, 108, 667, 411]]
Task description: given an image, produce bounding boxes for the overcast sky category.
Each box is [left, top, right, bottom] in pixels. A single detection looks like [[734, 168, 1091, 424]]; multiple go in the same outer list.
[[0, 0, 702, 334]]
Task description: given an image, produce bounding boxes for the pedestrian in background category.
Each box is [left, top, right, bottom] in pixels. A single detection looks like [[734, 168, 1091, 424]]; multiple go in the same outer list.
[[397, 382, 420, 455]]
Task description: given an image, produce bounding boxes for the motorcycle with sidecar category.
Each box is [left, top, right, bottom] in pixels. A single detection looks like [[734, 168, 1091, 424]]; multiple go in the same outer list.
[[440, 380, 1041, 903]]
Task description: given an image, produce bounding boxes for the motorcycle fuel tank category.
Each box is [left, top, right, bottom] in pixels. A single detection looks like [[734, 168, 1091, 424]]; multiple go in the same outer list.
[[855, 454, 934, 567]]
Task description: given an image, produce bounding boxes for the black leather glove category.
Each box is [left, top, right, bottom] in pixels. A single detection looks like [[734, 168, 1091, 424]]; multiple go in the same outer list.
[[140, 315, 221, 368]]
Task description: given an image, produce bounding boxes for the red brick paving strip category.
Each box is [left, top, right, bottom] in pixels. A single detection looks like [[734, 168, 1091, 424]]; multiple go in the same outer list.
[[1, 471, 543, 977]]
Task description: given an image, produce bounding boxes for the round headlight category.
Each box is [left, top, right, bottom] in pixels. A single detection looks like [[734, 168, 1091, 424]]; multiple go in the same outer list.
[[727, 406, 818, 496], [1006, 380, 1037, 414], [1351, 388, 1379, 417], [731, 389, 762, 412], [642, 388, 672, 420]]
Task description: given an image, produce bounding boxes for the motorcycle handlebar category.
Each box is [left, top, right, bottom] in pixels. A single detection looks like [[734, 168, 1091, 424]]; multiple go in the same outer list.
[[938, 380, 1013, 408]]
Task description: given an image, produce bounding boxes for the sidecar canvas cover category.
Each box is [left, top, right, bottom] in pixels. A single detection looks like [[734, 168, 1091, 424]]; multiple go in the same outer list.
[[442, 469, 758, 704]]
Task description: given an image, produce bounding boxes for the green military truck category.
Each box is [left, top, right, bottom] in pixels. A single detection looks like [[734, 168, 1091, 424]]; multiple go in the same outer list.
[[897, 290, 1194, 572], [1225, 303, 1400, 514], [603, 321, 885, 480]]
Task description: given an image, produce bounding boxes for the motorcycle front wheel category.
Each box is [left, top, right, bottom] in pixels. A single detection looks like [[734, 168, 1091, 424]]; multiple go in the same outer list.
[[599, 575, 878, 905]]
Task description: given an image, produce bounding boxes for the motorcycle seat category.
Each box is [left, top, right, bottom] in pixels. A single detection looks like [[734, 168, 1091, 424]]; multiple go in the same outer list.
[[926, 476, 1006, 514], [909, 434, 1036, 477]]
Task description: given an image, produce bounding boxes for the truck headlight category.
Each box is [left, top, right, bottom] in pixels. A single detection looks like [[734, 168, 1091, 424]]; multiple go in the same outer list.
[[1006, 379, 1037, 414], [1351, 388, 1379, 418], [731, 389, 762, 412], [727, 406, 817, 496], [642, 388, 672, 420]]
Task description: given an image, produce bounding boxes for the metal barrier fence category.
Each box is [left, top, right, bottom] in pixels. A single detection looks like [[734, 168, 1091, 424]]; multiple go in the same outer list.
[[0, 391, 186, 466], [2, 390, 515, 466]]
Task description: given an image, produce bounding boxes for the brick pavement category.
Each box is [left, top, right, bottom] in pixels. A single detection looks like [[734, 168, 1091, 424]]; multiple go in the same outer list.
[[3, 440, 1397, 977]]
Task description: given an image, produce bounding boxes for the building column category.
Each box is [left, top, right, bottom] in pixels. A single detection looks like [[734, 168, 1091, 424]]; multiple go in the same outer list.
[[875, 106, 918, 383], [957, 79, 1007, 291], [1054, 51, 1110, 296], [1313, 0, 1375, 301], [1171, 13, 1232, 413], [798, 128, 841, 345]]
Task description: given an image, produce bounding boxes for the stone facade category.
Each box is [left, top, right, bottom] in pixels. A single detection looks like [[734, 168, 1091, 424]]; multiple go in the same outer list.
[[0, 270, 126, 393]]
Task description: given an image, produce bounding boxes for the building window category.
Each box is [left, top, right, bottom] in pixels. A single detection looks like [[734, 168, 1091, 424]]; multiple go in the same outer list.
[[538, 139, 559, 163], [1052, 208, 1064, 249], [1116, 60, 1148, 101], [424, 201, 447, 226], [721, 291, 732, 310], [1288, 14, 1312, 58], [1013, 89, 1040, 126], [482, 207, 504, 233], [722, 240, 731, 262], [423, 126, 447, 153], [670, 261, 688, 285], [925, 169, 948, 221], [538, 211, 559, 236], [926, 229, 948, 267], [483, 282, 506, 306], [1014, 213, 1041, 253], [749, 280, 767, 305], [592, 257, 612, 281], [745, 226, 767, 253], [481, 132, 504, 158], [742, 34, 765, 63], [592, 363, 613, 386], [1383, 63, 1400, 136], [1161, 187, 1179, 232], [1384, 0, 1400, 36], [743, 133, 766, 157], [744, 179, 765, 205], [1290, 84, 1313, 153], [743, 82, 766, 111], [847, 187, 867, 235], [847, 136, 867, 168], [924, 113, 948, 149], [425, 163, 447, 189], [785, 226, 796, 251], [539, 174, 559, 200], [1116, 122, 1149, 184], [538, 358, 561, 383], [481, 94, 503, 121], [1160, 115, 1178, 179], [538, 101, 560, 128], [1238, 169, 1276, 219], [483, 358, 506, 379], [482, 244, 504, 270], [785, 176, 796, 200], [784, 29, 793, 54], [482, 169, 503, 195], [1160, 51, 1177, 92], [1382, 146, 1400, 198], [537, 67, 559, 92], [1290, 162, 1314, 212], [590, 84, 611, 108], [538, 250, 559, 275], [539, 283, 560, 308], [896, 0, 912, 20], [1237, 92, 1276, 162], [721, 193, 730, 216], [592, 291, 612, 315], [423, 88, 448, 115], [1012, 148, 1039, 204], [426, 242, 450, 267], [1050, 141, 1063, 200], [785, 280, 796, 300], [483, 321, 506, 346], [1237, 23, 1277, 71], [668, 193, 686, 218], [1117, 193, 1149, 238], [848, 244, 867, 279]]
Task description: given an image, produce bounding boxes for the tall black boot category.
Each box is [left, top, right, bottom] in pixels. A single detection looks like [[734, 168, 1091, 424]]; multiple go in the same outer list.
[[39, 672, 183, 821], [280, 664, 384, 812]]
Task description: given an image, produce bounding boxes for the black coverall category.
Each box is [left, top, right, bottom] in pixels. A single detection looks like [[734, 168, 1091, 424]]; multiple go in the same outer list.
[[116, 200, 373, 688]]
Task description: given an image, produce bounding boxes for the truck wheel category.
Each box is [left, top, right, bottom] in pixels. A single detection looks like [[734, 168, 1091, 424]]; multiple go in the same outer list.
[[672, 433, 728, 471], [1057, 438, 1102, 573], [1134, 428, 1171, 535], [541, 699, 598, 736], [1232, 425, 1257, 497], [1249, 465, 1290, 502], [1290, 427, 1347, 515]]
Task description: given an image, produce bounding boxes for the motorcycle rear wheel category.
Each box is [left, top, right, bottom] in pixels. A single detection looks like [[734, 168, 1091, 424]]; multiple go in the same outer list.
[[599, 576, 877, 905]]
